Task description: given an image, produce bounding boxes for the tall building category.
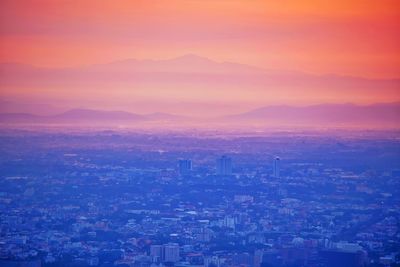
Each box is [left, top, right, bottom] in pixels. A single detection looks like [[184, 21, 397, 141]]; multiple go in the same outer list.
[[151, 244, 180, 263], [273, 156, 280, 178], [163, 243, 180, 262], [150, 245, 163, 263], [216, 155, 232, 175], [224, 215, 236, 229], [178, 159, 192, 175]]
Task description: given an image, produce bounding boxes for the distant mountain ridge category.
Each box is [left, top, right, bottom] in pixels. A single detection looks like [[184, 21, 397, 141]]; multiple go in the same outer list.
[[1, 54, 398, 86], [0, 54, 400, 125], [0, 108, 185, 124], [1, 54, 399, 118], [224, 102, 400, 127], [0, 103, 399, 128], [54, 109, 144, 121]]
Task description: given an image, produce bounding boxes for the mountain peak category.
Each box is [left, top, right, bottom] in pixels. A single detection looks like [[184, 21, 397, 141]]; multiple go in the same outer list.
[[56, 108, 144, 121], [171, 54, 216, 63]]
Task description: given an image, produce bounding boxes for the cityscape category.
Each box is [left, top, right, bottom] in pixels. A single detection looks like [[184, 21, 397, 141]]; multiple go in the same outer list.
[[1, 0, 400, 266], [0, 129, 399, 266]]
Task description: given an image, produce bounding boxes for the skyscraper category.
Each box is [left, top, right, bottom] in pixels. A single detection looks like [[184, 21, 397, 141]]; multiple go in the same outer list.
[[150, 245, 163, 263], [216, 155, 232, 175], [273, 157, 280, 178], [178, 159, 192, 175]]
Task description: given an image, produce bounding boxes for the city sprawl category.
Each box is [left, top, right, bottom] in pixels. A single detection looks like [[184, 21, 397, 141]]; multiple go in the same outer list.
[[0, 129, 399, 267]]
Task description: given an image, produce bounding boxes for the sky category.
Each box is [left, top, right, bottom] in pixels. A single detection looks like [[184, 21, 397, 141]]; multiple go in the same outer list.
[[0, 0, 399, 116]]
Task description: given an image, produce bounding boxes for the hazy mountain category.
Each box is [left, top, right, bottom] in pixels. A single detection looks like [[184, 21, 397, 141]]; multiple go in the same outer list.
[[1, 104, 399, 128], [144, 112, 187, 121], [1, 54, 399, 121], [1, 54, 398, 90], [91, 54, 267, 74], [224, 103, 400, 127], [0, 113, 41, 123], [0, 100, 67, 116], [54, 109, 145, 121], [0, 109, 184, 124]]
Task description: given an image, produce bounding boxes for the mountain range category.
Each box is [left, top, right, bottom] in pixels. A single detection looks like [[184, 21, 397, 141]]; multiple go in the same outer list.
[[1, 54, 399, 125], [0, 108, 187, 124], [224, 102, 400, 127], [0, 103, 399, 128], [1, 54, 399, 118], [1, 54, 398, 88]]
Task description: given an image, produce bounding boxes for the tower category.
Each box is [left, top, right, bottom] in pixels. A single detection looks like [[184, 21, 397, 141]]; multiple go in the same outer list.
[[178, 159, 192, 175], [273, 157, 280, 178], [150, 245, 163, 263]]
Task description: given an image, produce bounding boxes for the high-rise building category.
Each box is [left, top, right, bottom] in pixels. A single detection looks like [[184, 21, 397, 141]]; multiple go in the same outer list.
[[224, 215, 236, 229], [273, 157, 280, 178], [178, 159, 192, 175], [216, 155, 232, 175], [163, 243, 180, 262], [150, 245, 163, 262]]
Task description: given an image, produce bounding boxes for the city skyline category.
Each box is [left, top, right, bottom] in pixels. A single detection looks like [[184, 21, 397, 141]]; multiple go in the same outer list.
[[0, 1, 399, 266]]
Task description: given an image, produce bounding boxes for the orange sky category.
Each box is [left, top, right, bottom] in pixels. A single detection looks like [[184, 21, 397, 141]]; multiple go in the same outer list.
[[0, 0, 399, 117], [1, 0, 399, 78]]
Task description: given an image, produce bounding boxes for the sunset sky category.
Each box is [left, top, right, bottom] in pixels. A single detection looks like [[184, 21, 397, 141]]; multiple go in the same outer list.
[[0, 0, 399, 116]]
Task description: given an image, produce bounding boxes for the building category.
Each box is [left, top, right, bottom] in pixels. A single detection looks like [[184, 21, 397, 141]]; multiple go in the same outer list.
[[150, 243, 180, 263], [204, 256, 222, 267], [273, 156, 280, 178], [150, 245, 163, 262], [178, 159, 192, 175], [163, 243, 180, 263], [224, 215, 236, 229], [216, 155, 232, 175]]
